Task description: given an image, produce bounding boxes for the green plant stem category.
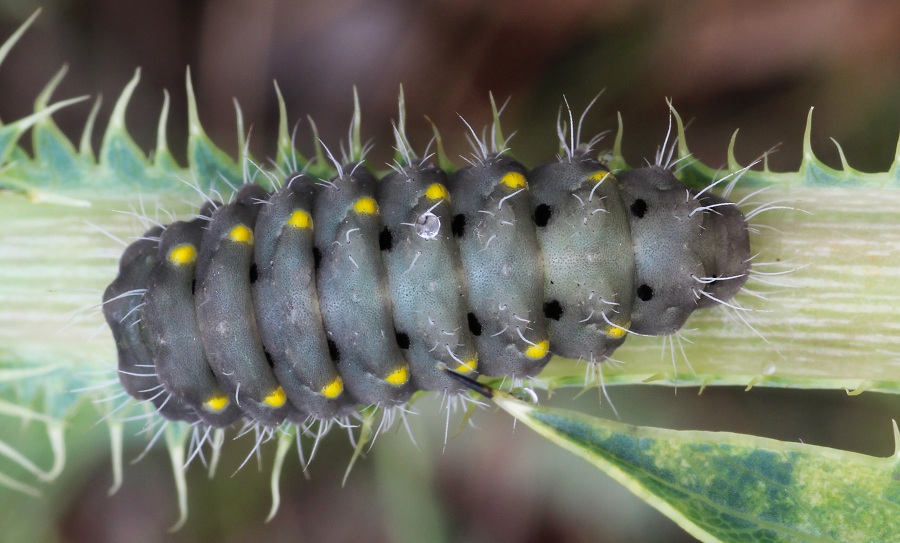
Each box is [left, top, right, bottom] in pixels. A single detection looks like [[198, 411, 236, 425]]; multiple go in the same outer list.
[[2, 182, 899, 419]]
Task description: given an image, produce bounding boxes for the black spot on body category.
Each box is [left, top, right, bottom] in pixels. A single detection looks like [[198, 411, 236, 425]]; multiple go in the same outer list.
[[467, 312, 482, 336], [631, 199, 647, 218], [451, 214, 466, 238], [379, 227, 393, 251], [249, 263, 258, 284], [534, 204, 551, 227], [263, 349, 274, 368], [543, 300, 563, 320], [327, 338, 340, 362], [395, 331, 410, 349], [313, 247, 322, 270], [637, 284, 653, 301], [191, 279, 196, 296]]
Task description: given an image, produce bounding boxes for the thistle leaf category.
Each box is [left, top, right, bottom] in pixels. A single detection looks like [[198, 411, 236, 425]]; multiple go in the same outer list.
[[492, 390, 900, 543]]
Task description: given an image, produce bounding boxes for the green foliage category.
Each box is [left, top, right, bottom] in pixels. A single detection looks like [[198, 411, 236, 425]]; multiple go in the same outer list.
[[492, 388, 900, 543]]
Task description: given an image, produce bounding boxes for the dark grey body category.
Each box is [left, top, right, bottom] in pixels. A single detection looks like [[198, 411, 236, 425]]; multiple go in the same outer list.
[[314, 168, 414, 406], [101, 227, 198, 422], [529, 158, 634, 362], [141, 219, 241, 427], [252, 174, 354, 419], [377, 163, 477, 393], [448, 156, 551, 378], [105, 158, 750, 428]]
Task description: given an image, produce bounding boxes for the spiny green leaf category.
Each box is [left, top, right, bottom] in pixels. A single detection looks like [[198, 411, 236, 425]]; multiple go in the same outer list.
[[100, 69, 152, 184], [493, 390, 900, 543], [185, 68, 242, 189], [32, 65, 80, 178], [0, 96, 87, 175]]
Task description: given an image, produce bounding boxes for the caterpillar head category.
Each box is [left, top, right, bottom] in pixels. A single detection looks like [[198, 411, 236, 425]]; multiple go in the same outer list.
[[617, 166, 750, 335], [693, 191, 752, 308]]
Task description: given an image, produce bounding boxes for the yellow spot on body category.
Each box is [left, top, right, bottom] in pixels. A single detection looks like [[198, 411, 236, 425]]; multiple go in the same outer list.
[[287, 209, 313, 229], [167, 244, 197, 265], [263, 386, 287, 408], [524, 340, 550, 360], [353, 197, 378, 215], [204, 395, 229, 413], [425, 183, 450, 201], [500, 171, 527, 189], [229, 224, 254, 244], [385, 366, 410, 386], [456, 357, 478, 374], [321, 377, 343, 398], [589, 171, 611, 183], [606, 322, 629, 339]]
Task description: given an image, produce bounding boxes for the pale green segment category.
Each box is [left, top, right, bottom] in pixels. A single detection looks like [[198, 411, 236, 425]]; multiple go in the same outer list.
[[495, 392, 900, 543]]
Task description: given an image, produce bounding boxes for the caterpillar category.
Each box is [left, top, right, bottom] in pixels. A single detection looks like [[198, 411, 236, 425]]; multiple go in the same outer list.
[[101, 97, 752, 432]]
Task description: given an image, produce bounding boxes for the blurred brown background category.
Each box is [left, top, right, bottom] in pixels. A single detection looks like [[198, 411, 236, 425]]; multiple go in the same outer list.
[[3, 0, 900, 170], [1, 1, 898, 542]]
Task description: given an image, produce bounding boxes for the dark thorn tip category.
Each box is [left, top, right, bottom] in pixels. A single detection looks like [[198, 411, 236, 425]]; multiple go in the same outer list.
[[442, 368, 493, 399]]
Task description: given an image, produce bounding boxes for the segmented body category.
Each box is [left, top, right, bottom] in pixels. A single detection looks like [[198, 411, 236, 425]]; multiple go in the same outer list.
[[102, 152, 751, 428]]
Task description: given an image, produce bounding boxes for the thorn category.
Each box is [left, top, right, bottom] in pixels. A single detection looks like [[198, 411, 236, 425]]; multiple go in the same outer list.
[[153, 91, 171, 166], [830, 137, 851, 172], [81, 95, 103, 161], [727, 129, 741, 172], [108, 68, 141, 133], [801, 107, 815, 170], [667, 100, 692, 164], [606, 111, 626, 171], [0, 9, 42, 69], [350, 86, 362, 162], [233, 97, 246, 162], [34, 64, 68, 112], [489, 92, 506, 154], [185, 67, 204, 137], [425, 115, 454, 172]]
